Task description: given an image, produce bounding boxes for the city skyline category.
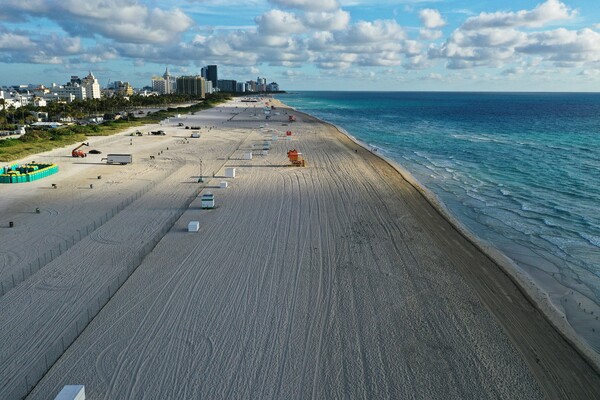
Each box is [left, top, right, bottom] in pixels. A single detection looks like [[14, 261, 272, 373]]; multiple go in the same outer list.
[[1, 0, 600, 91]]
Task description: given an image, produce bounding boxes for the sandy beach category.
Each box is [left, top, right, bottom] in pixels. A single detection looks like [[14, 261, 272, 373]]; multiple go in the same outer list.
[[0, 98, 599, 399]]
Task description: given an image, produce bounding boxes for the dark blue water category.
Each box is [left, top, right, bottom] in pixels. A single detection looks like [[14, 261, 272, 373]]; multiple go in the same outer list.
[[278, 91, 600, 351]]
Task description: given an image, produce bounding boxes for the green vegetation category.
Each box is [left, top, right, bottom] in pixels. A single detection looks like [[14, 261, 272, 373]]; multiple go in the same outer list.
[[0, 93, 231, 162]]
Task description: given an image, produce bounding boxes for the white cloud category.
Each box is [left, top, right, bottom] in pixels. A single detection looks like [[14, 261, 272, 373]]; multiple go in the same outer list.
[[303, 10, 350, 31], [429, 1, 594, 72], [517, 28, 600, 63], [420, 29, 443, 40], [269, 0, 340, 12], [419, 9, 446, 29], [578, 69, 600, 77], [424, 72, 443, 80], [256, 10, 305, 35], [342, 20, 406, 44], [306, 31, 335, 51], [404, 54, 430, 70], [283, 69, 304, 78], [0, 33, 35, 51], [462, 0, 575, 30], [1, 0, 193, 44]]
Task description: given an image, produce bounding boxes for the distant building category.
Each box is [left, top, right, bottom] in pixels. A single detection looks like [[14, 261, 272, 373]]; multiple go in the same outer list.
[[33, 97, 47, 107], [217, 79, 237, 93], [112, 81, 134, 96], [205, 80, 213, 95], [152, 67, 175, 95], [267, 82, 280, 92], [82, 72, 101, 99], [236, 82, 246, 93], [257, 77, 267, 92], [52, 84, 85, 101], [205, 65, 218, 90], [246, 80, 257, 92], [176, 76, 205, 97]]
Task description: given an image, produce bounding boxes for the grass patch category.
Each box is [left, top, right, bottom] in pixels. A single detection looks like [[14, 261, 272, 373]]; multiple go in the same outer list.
[[0, 133, 87, 162], [0, 96, 230, 162]]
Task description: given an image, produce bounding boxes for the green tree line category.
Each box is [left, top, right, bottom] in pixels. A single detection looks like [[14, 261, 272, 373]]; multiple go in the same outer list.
[[0, 93, 232, 162]]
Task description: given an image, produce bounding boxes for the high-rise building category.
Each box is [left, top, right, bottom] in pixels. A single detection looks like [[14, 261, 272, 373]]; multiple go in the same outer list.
[[82, 72, 101, 99], [152, 67, 174, 95], [256, 77, 267, 92], [236, 82, 247, 93], [176, 76, 205, 98], [205, 80, 213, 95], [205, 65, 218, 89], [217, 79, 237, 93]]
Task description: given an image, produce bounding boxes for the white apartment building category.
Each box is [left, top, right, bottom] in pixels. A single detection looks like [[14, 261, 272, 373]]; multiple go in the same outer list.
[[152, 67, 175, 95], [82, 72, 101, 99], [52, 85, 85, 101]]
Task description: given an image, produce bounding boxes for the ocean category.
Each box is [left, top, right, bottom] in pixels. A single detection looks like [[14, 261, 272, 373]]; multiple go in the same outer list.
[[277, 91, 600, 352]]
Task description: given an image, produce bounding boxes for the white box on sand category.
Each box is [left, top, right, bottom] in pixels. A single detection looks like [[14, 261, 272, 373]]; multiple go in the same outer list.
[[220, 181, 228, 188], [225, 167, 236, 178], [262, 150, 269, 156], [188, 221, 200, 232], [243, 152, 252, 160], [54, 385, 85, 400]]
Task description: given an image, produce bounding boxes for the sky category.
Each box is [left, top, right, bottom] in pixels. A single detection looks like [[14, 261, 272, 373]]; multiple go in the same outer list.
[[1, 0, 600, 91]]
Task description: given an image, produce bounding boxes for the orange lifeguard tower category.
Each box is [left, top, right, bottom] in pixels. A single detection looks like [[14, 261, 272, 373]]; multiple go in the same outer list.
[[287, 149, 306, 167]]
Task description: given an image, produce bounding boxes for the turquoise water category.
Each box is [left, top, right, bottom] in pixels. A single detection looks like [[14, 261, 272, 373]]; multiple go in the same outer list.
[[278, 91, 600, 351]]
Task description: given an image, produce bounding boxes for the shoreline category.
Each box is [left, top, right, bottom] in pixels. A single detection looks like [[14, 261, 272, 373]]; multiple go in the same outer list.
[[276, 96, 600, 345], [280, 103, 600, 372]]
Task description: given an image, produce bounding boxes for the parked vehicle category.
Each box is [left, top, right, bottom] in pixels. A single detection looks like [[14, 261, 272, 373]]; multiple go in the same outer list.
[[102, 154, 132, 165]]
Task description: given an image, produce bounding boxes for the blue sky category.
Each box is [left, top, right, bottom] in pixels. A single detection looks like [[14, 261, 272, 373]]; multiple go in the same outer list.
[[1, 0, 600, 91]]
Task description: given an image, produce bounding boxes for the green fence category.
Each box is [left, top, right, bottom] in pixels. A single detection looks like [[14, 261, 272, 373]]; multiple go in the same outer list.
[[0, 163, 59, 183]]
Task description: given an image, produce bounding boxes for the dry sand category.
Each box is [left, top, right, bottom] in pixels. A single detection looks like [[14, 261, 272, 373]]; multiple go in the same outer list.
[[0, 98, 598, 399]]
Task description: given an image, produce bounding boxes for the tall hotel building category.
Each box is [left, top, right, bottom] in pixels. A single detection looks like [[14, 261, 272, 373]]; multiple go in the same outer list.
[[176, 76, 206, 98], [152, 68, 174, 94]]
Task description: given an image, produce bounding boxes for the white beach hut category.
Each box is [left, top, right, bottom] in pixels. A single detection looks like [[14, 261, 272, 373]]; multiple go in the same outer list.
[[220, 181, 229, 188], [243, 152, 253, 160], [225, 167, 236, 178]]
